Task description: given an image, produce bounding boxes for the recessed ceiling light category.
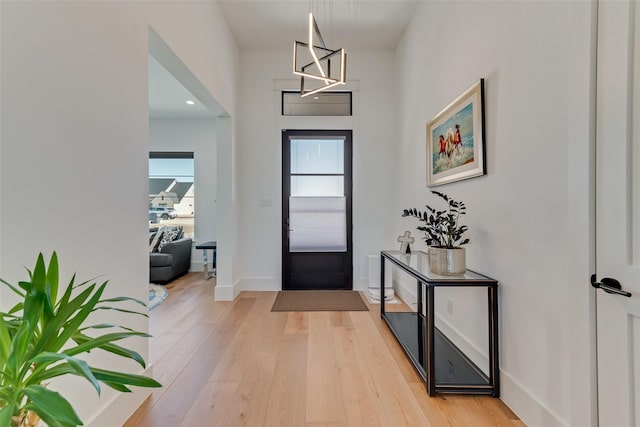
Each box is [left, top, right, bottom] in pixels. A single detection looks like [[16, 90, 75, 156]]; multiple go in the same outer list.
[[186, 100, 195, 105], [313, 96, 319, 100]]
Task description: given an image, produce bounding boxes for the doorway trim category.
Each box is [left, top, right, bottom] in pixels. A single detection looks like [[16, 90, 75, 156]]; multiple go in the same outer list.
[[148, 27, 235, 300]]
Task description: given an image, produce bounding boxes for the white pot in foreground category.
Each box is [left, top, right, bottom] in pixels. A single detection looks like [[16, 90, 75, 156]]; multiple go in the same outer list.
[[428, 246, 466, 275]]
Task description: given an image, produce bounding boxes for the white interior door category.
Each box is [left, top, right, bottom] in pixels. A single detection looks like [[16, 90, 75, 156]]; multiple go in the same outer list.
[[595, 0, 640, 425]]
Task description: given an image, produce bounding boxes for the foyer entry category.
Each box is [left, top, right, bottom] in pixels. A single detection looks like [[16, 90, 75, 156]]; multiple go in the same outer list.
[[282, 130, 353, 290]]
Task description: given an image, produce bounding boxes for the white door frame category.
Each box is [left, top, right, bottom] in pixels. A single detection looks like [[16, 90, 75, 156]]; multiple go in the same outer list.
[[567, 1, 599, 426]]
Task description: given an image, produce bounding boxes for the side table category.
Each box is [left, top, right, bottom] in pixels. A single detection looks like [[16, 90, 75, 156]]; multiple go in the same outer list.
[[195, 241, 217, 280], [381, 250, 499, 397]]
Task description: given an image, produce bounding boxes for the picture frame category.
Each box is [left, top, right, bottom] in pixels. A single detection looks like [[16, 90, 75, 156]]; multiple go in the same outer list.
[[427, 79, 486, 187]]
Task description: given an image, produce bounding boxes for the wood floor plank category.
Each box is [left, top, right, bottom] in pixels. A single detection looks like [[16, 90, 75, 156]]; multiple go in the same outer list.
[[149, 324, 214, 400], [306, 312, 346, 423], [124, 293, 255, 427], [332, 322, 385, 427], [126, 274, 524, 427], [149, 332, 186, 366], [364, 296, 435, 385], [408, 382, 457, 427], [215, 295, 287, 425], [178, 380, 240, 427], [263, 333, 308, 426], [284, 311, 308, 334], [329, 311, 353, 328], [432, 395, 517, 427], [348, 311, 432, 426]]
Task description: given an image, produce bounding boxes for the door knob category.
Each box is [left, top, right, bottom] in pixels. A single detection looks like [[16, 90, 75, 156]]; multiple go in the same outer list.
[[590, 274, 632, 297]]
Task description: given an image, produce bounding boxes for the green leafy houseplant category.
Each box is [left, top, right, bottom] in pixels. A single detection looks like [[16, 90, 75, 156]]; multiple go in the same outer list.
[[0, 252, 161, 427], [402, 190, 470, 249]]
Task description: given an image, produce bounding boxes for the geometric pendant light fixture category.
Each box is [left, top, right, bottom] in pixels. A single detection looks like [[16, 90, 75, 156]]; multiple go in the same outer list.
[[292, 12, 347, 97]]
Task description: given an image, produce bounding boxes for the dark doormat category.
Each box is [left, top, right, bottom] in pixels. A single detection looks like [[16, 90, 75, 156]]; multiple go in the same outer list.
[[271, 290, 369, 312]]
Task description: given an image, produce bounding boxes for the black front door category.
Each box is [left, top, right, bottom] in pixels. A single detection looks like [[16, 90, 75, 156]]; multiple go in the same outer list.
[[282, 130, 352, 290]]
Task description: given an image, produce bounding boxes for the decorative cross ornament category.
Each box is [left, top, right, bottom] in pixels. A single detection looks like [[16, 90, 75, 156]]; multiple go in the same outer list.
[[398, 231, 415, 254]]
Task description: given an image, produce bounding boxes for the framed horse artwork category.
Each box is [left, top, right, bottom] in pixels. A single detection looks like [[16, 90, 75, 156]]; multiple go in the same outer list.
[[426, 79, 486, 187]]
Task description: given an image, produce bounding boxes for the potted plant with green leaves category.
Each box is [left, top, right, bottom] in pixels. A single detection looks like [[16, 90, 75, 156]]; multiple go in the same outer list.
[[0, 252, 161, 427], [402, 190, 470, 275]]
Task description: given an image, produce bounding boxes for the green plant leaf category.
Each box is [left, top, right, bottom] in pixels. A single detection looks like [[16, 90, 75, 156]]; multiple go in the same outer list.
[[30, 364, 76, 383], [46, 252, 59, 310], [48, 283, 105, 353], [79, 323, 137, 333], [91, 368, 161, 388], [0, 386, 13, 401], [93, 307, 148, 318], [29, 284, 97, 360], [56, 274, 77, 310], [31, 253, 47, 294], [0, 278, 25, 299], [0, 403, 15, 427], [100, 296, 147, 308], [7, 301, 24, 316], [102, 381, 132, 393], [24, 385, 83, 427], [7, 319, 32, 377], [18, 280, 31, 293], [29, 352, 100, 395], [0, 317, 12, 365], [66, 332, 150, 368], [1, 252, 160, 426]]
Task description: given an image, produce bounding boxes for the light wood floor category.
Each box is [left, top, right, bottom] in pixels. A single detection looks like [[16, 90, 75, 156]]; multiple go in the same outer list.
[[125, 273, 524, 427]]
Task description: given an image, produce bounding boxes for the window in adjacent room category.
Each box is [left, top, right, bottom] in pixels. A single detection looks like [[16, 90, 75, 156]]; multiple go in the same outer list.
[[149, 152, 195, 238]]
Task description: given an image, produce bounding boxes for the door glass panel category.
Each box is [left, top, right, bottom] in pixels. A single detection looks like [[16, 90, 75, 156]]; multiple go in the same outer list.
[[289, 196, 346, 252], [291, 176, 344, 197], [291, 139, 344, 174]]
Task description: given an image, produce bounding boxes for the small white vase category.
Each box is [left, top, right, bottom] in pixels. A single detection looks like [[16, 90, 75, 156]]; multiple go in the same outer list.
[[428, 246, 466, 275]]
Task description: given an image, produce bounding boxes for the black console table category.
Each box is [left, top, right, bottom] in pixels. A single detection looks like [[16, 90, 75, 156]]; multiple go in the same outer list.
[[380, 250, 499, 397]]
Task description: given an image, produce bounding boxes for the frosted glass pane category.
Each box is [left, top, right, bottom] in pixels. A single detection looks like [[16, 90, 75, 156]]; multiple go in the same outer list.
[[289, 197, 346, 252], [291, 139, 344, 174], [291, 176, 344, 197]]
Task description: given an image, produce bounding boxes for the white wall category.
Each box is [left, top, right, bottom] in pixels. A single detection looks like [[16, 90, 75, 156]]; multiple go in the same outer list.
[[149, 118, 218, 270], [0, 1, 238, 425], [393, 2, 594, 427], [235, 50, 397, 294]]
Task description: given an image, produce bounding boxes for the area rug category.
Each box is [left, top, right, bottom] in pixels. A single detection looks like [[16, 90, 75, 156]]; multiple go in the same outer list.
[[149, 284, 168, 310], [271, 290, 369, 312]]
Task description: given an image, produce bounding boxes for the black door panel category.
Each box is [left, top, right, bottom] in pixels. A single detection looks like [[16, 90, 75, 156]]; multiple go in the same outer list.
[[282, 130, 352, 290]]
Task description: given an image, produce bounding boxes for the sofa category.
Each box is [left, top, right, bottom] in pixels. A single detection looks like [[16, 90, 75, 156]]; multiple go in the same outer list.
[[149, 226, 192, 284]]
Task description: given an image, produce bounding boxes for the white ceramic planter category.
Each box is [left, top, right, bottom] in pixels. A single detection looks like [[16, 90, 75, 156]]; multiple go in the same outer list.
[[428, 246, 466, 275]]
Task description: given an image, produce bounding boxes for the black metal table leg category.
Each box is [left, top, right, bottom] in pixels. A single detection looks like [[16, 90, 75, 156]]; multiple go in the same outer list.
[[488, 286, 500, 397], [426, 285, 436, 395]]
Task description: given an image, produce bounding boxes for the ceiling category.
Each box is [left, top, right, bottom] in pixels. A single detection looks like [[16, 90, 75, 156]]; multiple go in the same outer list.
[[148, 55, 215, 120], [218, 0, 419, 50], [148, 0, 418, 119]]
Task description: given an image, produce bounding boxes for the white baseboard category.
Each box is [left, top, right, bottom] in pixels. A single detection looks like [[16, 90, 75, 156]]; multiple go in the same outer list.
[[85, 366, 153, 427], [389, 275, 565, 427], [214, 279, 241, 301], [392, 275, 417, 309], [190, 261, 204, 272], [501, 371, 568, 427], [239, 277, 280, 291], [434, 313, 489, 377]]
